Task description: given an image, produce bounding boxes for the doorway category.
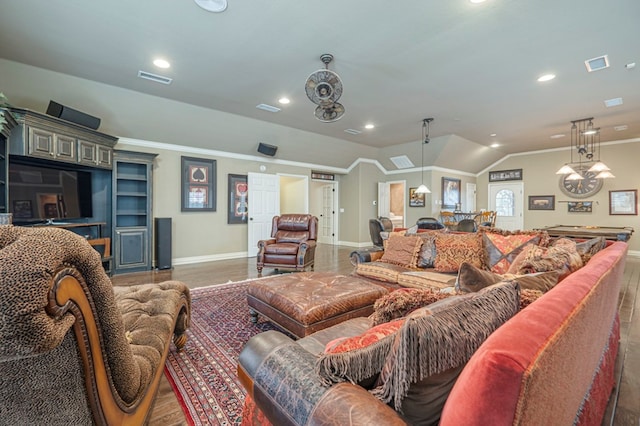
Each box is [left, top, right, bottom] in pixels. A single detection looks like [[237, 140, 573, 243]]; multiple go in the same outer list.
[[488, 182, 524, 230], [378, 180, 406, 228], [310, 180, 338, 244]]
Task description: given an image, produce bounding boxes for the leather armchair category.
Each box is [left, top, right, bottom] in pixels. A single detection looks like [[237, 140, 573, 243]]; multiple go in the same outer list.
[[257, 214, 318, 274]]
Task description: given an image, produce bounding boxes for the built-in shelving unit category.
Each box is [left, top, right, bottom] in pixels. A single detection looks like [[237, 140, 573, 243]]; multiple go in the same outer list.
[[0, 109, 18, 213], [112, 150, 157, 274]]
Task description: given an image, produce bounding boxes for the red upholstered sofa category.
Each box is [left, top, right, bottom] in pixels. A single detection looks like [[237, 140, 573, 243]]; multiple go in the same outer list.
[[238, 240, 627, 425]]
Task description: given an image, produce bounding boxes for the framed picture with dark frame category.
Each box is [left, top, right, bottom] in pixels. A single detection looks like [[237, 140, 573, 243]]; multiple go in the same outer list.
[[409, 187, 425, 207], [181, 156, 216, 211], [609, 189, 638, 215], [441, 177, 461, 209], [489, 168, 523, 182], [528, 195, 555, 210], [568, 201, 593, 213], [228, 174, 248, 224]]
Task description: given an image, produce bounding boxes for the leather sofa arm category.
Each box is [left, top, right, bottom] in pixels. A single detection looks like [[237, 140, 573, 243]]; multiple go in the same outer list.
[[238, 330, 403, 426], [350, 248, 384, 265], [257, 238, 277, 249]]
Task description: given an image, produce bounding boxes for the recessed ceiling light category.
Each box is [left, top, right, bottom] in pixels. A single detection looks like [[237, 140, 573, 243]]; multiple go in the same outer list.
[[365, 123, 375, 130], [193, 0, 227, 13], [153, 58, 171, 69], [537, 74, 556, 82], [550, 134, 566, 139], [278, 97, 290, 105], [614, 125, 628, 131], [490, 143, 500, 148], [490, 133, 497, 137], [469, 0, 486, 3], [604, 97, 623, 108]]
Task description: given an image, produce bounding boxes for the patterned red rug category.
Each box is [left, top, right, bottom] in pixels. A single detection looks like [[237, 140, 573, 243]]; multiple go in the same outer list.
[[164, 280, 284, 425]]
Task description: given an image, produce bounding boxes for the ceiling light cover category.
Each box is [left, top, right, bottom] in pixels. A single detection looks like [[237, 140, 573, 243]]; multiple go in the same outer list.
[[153, 59, 171, 69], [604, 97, 623, 108], [194, 0, 227, 13], [537, 74, 556, 82], [585, 55, 609, 72]]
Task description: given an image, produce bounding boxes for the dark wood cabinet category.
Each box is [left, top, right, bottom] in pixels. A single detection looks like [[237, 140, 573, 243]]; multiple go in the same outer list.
[[0, 109, 17, 213]]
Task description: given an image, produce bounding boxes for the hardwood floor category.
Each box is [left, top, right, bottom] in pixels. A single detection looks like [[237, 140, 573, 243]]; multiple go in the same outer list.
[[110, 245, 640, 426]]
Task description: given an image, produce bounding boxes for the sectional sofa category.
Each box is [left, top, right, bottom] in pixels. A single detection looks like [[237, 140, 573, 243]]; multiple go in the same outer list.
[[238, 228, 626, 425]]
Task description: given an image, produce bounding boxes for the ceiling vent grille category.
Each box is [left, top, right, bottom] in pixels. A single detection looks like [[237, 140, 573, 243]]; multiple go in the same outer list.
[[390, 155, 414, 169], [137, 70, 172, 84], [344, 128, 362, 135], [585, 55, 609, 72], [256, 104, 281, 113], [604, 97, 623, 108]]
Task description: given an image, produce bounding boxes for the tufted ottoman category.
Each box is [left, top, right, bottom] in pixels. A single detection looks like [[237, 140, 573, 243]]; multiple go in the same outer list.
[[247, 272, 390, 338]]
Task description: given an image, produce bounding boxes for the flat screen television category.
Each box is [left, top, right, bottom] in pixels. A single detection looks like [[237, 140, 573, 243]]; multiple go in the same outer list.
[[8, 161, 93, 224]]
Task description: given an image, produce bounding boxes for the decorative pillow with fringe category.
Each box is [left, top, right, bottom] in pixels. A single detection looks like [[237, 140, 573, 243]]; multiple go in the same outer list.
[[380, 234, 422, 268], [433, 232, 484, 272], [456, 261, 560, 293], [480, 228, 550, 274], [575, 236, 607, 264], [370, 288, 453, 326], [316, 318, 405, 386], [507, 237, 583, 280], [371, 281, 520, 425]]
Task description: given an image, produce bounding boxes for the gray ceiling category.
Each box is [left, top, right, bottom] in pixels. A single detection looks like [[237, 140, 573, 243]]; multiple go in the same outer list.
[[0, 0, 638, 173]]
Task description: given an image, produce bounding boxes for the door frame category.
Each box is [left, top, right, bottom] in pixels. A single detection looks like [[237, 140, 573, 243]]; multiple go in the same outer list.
[[488, 182, 524, 231]]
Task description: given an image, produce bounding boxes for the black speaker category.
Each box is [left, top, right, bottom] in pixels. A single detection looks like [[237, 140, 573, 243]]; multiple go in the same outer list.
[[46, 100, 101, 130], [257, 142, 278, 157], [155, 218, 172, 270]]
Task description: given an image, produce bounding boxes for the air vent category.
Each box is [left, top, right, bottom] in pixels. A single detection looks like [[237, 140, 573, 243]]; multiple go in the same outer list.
[[614, 125, 628, 131], [344, 128, 362, 135], [584, 55, 609, 72], [604, 97, 623, 108], [390, 155, 414, 169], [137, 70, 172, 84], [256, 103, 281, 113]]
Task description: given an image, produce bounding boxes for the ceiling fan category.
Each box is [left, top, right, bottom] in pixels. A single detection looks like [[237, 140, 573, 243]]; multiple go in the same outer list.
[[305, 54, 345, 122]]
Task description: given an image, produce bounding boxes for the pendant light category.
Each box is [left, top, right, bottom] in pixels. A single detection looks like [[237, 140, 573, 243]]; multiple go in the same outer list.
[[556, 117, 614, 179], [415, 118, 433, 194]]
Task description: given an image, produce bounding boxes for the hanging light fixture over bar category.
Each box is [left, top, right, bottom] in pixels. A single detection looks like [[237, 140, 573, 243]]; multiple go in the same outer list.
[[555, 117, 614, 178]]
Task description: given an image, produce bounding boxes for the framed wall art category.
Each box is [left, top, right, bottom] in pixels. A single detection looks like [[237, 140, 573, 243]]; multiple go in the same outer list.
[[609, 189, 638, 215], [528, 195, 555, 210], [489, 169, 523, 182], [441, 177, 461, 209], [12, 200, 33, 219], [568, 201, 592, 213], [181, 156, 216, 211], [228, 174, 248, 224], [409, 187, 425, 207]]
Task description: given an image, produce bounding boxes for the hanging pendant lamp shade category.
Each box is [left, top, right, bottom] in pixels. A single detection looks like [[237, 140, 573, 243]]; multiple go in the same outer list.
[[556, 164, 576, 175], [415, 118, 434, 194], [588, 161, 610, 172]]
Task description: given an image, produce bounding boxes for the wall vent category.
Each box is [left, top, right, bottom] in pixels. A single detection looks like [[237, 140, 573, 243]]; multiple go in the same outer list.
[[584, 55, 609, 72], [137, 70, 173, 84], [344, 128, 362, 135]]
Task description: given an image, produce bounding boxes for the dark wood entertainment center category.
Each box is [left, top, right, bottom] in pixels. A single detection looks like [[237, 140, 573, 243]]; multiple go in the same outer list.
[[0, 107, 156, 274]]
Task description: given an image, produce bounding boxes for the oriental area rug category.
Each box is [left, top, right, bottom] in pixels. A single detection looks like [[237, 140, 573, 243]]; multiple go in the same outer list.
[[164, 279, 284, 425]]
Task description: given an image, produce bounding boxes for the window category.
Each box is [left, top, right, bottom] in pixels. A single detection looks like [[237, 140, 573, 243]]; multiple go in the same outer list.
[[495, 189, 515, 217]]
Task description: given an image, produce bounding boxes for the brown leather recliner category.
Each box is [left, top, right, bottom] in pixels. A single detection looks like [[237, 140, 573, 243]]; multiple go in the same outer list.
[[256, 214, 318, 274]]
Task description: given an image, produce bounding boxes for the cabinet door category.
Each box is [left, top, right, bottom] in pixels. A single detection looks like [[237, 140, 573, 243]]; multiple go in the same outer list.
[[78, 139, 97, 165], [28, 127, 55, 159], [114, 227, 148, 271], [96, 145, 112, 168], [55, 134, 76, 162]]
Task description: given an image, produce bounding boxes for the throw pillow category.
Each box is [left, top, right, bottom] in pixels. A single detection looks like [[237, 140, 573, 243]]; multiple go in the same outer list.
[[370, 288, 453, 326], [456, 261, 560, 293], [416, 230, 444, 268], [575, 236, 607, 264], [372, 281, 521, 424], [380, 235, 422, 268], [507, 237, 583, 280], [381, 230, 407, 250], [520, 288, 544, 310], [316, 318, 405, 386], [481, 228, 550, 274], [433, 232, 484, 272]]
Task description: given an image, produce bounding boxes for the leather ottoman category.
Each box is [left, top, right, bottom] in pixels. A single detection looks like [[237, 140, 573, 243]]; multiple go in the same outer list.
[[247, 272, 390, 338]]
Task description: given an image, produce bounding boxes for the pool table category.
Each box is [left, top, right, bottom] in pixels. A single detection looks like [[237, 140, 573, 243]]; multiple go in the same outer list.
[[536, 225, 634, 242]]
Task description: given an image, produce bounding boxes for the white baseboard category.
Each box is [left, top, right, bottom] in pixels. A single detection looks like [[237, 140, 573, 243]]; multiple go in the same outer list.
[[338, 241, 372, 248], [173, 251, 248, 266], [627, 250, 640, 258]]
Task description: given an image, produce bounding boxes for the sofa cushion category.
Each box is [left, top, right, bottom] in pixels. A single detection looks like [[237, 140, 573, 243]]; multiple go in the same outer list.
[[456, 261, 560, 293], [372, 281, 521, 424], [356, 261, 407, 283], [380, 235, 422, 268], [481, 228, 550, 274], [507, 237, 583, 280], [370, 288, 453, 326], [317, 318, 405, 386], [396, 271, 456, 290], [433, 232, 484, 272]]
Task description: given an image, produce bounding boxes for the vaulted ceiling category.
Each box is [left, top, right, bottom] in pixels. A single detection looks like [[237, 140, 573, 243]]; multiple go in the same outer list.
[[0, 0, 638, 173]]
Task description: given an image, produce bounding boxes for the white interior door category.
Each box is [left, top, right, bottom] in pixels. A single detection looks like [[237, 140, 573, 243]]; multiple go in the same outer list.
[[247, 172, 280, 257], [318, 183, 337, 244], [489, 182, 524, 231], [377, 182, 390, 218], [466, 182, 477, 212]]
